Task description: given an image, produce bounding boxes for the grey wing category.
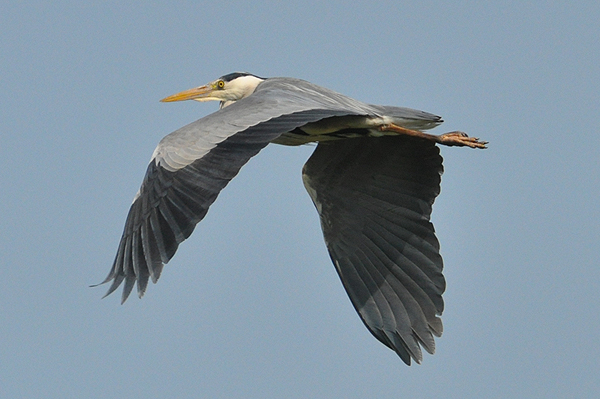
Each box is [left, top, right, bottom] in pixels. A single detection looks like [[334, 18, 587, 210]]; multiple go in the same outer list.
[[302, 136, 445, 365], [99, 83, 365, 303]]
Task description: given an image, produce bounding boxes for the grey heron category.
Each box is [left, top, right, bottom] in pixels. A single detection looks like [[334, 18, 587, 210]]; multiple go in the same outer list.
[[98, 72, 487, 365]]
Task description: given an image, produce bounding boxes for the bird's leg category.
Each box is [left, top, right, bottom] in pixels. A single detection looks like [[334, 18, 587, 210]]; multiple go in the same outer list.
[[378, 124, 487, 149]]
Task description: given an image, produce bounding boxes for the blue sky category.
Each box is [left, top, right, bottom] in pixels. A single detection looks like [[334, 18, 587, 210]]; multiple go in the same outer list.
[[2, 1, 599, 398]]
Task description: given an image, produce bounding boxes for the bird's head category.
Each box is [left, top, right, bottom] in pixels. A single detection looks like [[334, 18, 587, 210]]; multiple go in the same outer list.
[[160, 72, 264, 108]]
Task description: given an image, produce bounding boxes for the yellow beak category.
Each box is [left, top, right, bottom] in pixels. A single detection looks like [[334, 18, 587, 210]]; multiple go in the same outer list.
[[160, 84, 217, 102]]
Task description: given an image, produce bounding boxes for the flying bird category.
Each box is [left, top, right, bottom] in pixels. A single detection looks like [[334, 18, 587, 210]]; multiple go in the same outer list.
[[98, 72, 486, 365]]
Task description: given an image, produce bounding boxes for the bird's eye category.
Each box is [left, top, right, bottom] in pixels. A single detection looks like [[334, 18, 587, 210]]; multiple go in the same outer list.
[[217, 80, 225, 89]]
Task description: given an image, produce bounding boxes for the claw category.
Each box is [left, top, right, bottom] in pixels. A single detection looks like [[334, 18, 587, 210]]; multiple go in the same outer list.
[[439, 131, 487, 149]]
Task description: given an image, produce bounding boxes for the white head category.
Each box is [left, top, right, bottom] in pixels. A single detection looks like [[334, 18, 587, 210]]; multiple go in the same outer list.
[[160, 72, 264, 108]]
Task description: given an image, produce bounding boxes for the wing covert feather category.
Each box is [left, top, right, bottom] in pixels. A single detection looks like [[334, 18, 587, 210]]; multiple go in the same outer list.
[[152, 78, 442, 172]]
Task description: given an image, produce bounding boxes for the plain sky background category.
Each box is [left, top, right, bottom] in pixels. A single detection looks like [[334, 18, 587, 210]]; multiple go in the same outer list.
[[2, 1, 599, 398]]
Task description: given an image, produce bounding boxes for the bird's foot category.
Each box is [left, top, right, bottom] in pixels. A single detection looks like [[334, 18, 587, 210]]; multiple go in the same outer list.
[[438, 131, 488, 149], [378, 124, 488, 149]]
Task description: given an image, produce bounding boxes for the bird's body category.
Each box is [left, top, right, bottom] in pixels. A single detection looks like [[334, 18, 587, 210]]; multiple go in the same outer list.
[[99, 73, 486, 365]]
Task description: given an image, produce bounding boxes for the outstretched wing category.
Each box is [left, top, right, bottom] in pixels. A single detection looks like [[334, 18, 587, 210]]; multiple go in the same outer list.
[[302, 136, 445, 365], [100, 109, 352, 303]]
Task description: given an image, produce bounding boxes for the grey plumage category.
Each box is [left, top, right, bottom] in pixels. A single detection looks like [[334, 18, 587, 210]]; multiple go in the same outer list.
[[303, 137, 444, 363], [98, 74, 486, 365]]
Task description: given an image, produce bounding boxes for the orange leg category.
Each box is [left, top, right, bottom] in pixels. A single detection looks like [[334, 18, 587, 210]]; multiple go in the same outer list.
[[378, 124, 488, 149]]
